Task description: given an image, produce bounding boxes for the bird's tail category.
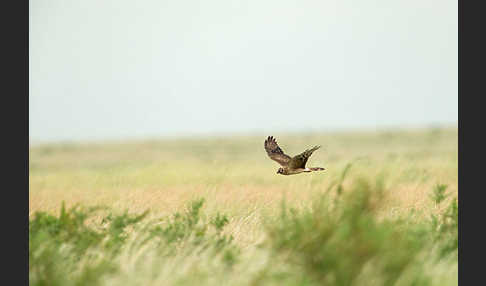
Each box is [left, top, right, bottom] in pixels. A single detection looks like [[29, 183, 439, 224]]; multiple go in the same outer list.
[[309, 167, 325, 171]]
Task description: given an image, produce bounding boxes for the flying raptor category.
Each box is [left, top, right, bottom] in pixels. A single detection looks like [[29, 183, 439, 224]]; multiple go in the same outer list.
[[264, 136, 325, 175]]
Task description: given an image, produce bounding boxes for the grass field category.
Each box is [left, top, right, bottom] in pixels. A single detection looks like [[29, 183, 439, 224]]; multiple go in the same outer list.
[[29, 127, 458, 286]]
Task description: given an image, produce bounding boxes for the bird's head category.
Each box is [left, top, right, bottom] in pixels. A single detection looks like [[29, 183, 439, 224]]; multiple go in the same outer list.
[[277, 168, 284, 175]]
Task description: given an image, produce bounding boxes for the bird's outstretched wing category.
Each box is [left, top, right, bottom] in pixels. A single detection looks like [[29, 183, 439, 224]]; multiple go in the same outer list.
[[288, 145, 321, 169], [264, 136, 291, 166]]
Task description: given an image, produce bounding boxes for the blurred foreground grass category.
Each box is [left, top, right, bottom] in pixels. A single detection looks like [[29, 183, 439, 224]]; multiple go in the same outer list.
[[29, 127, 457, 285]]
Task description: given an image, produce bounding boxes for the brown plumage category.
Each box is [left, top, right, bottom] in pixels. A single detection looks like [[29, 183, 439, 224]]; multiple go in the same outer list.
[[264, 136, 325, 175]]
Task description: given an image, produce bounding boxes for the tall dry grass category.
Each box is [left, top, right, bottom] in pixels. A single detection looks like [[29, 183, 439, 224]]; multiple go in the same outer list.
[[29, 127, 457, 285]]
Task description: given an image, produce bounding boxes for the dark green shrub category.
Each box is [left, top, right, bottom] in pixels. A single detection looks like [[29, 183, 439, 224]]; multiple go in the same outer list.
[[429, 184, 458, 259], [29, 199, 238, 286], [262, 176, 438, 286]]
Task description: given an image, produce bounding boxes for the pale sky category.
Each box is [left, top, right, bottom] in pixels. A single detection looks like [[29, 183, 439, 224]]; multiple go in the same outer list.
[[30, 0, 457, 142]]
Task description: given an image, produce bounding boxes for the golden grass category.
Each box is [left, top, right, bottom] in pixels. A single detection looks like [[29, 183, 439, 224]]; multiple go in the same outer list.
[[29, 127, 457, 246]]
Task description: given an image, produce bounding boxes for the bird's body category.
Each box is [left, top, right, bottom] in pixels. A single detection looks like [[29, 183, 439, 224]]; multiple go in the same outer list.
[[264, 136, 325, 175], [277, 167, 326, 175]]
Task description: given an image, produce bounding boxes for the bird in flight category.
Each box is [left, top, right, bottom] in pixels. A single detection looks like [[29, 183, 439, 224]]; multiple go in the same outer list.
[[264, 136, 325, 175]]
